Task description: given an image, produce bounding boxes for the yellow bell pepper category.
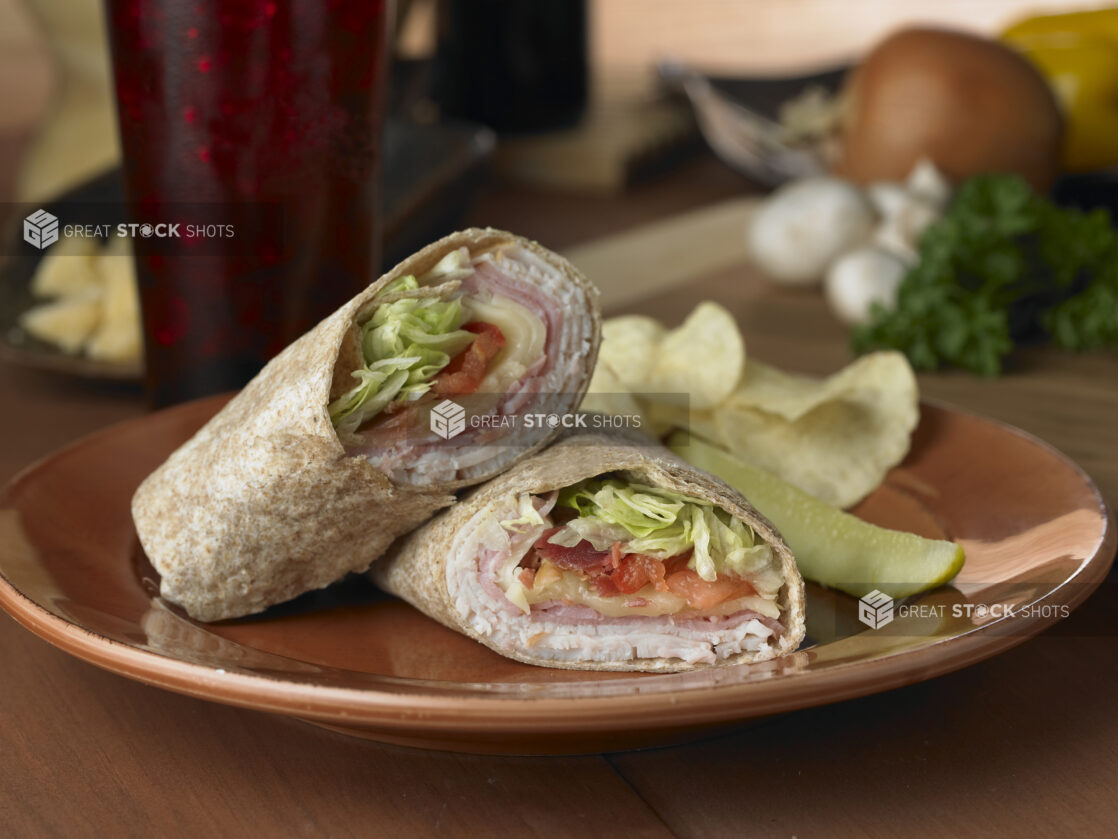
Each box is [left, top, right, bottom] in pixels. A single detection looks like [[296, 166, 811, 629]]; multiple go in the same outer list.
[[1003, 8, 1118, 171]]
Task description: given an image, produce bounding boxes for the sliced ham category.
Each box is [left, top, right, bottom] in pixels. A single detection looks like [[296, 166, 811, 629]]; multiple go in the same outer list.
[[533, 529, 613, 572], [342, 246, 595, 486], [446, 494, 788, 668]]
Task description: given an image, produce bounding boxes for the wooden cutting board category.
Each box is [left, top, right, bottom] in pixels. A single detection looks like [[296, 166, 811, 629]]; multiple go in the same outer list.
[[562, 196, 759, 311]]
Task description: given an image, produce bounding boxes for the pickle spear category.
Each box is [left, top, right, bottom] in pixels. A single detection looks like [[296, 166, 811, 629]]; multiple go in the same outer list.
[[668, 432, 965, 599]]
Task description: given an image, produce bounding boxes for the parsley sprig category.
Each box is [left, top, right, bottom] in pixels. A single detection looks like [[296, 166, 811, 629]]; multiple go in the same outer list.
[[852, 174, 1118, 376]]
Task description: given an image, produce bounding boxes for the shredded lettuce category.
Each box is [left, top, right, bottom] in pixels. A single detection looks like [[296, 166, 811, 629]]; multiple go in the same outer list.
[[499, 495, 547, 531], [330, 273, 477, 434], [546, 517, 632, 551], [425, 247, 475, 284], [556, 479, 772, 582]]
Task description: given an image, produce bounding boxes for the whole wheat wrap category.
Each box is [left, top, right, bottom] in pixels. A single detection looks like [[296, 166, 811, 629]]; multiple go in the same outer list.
[[372, 433, 806, 672], [133, 228, 600, 622]]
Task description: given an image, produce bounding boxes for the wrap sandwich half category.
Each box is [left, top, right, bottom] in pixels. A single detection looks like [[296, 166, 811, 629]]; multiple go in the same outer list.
[[372, 432, 806, 671], [133, 228, 600, 621]]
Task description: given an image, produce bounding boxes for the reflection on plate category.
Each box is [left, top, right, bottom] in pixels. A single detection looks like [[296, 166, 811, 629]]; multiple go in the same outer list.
[[0, 396, 1112, 754], [0, 119, 494, 382]]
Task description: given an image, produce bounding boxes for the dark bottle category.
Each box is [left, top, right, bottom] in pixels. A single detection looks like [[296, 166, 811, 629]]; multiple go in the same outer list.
[[434, 0, 588, 133]]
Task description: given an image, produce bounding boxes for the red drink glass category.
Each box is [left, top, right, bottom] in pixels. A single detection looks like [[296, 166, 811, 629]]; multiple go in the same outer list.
[[105, 0, 392, 406]]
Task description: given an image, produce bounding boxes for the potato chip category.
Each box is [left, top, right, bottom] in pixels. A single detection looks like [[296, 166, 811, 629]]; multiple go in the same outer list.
[[597, 315, 666, 391], [590, 302, 918, 508], [86, 240, 142, 362], [647, 302, 745, 410], [580, 360, 649, 430], [101, 233, 131, 258], [30, 236, 101, 299], [20, 292, 103, 354], [644, 400, 721, 443], [634, 394, 685, 438], [714, 351, 918, 508]]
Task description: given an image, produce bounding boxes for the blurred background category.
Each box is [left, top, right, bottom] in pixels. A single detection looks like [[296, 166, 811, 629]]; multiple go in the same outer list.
[[1, 0, 1108, 205], [1, 0, 1115, 385]]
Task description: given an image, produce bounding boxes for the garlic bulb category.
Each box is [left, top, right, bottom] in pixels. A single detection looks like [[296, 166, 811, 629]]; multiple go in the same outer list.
[[824, 246, 908, 325], [746, 177, 875, 286]]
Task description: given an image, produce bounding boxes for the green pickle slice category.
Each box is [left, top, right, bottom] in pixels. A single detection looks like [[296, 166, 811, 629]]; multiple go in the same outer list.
[[668, 432, 965, 599]]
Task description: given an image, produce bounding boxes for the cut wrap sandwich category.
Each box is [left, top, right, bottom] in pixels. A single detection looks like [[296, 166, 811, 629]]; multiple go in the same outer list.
[[133, 228, 600, 622], [372, 433, 805, 671]]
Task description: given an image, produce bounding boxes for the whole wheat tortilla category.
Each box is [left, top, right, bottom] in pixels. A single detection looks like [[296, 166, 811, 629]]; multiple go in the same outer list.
[[371, 431, 806, 672], [132, 228, 600, 622]]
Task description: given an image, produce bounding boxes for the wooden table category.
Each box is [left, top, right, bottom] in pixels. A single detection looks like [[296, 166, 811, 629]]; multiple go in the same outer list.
[[2, 157, 1116, 838]]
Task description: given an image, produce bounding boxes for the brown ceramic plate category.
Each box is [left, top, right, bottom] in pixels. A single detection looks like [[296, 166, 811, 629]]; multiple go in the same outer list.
[[0, 396, 1113, 754]]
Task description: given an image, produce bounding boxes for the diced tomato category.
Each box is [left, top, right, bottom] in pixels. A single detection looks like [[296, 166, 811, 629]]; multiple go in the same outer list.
[[662, 550, 693, 575], [609, 542, 623, 571], [608, 553, 670, 596], [435, 321, 506, 396], [665, 569, 756, 611], [522, 536, 753, 611]]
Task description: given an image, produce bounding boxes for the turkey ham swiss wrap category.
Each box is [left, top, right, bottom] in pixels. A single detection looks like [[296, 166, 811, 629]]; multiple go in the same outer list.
[[371, 433, 806, 672], [132, 228, 600, 622]]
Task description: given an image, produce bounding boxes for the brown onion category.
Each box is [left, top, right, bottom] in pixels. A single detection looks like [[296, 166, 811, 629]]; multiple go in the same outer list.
[[837, 27, 1063, 193]]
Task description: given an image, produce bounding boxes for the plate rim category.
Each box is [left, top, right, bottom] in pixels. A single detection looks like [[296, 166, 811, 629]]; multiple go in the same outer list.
[[0, 398, 1114, 740]]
